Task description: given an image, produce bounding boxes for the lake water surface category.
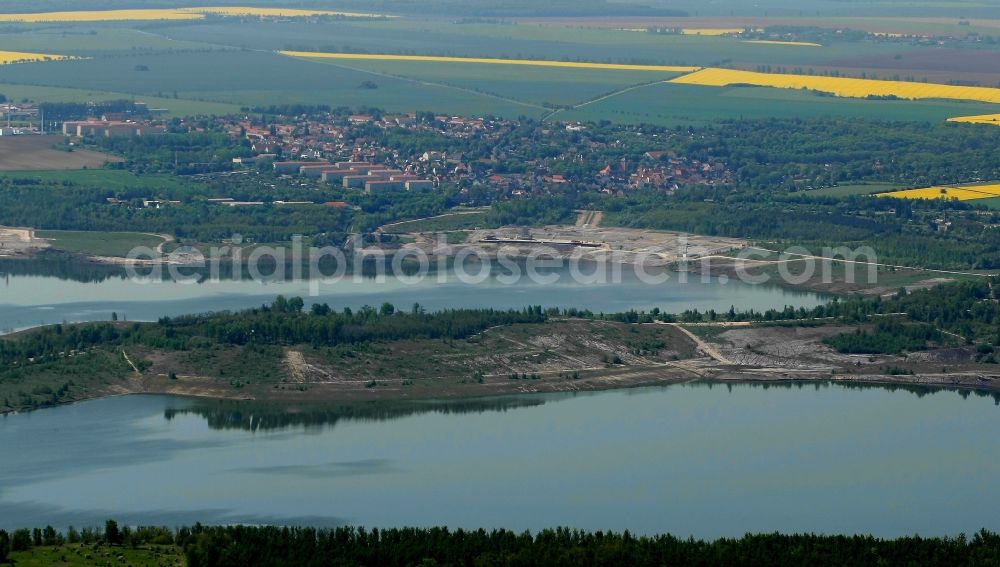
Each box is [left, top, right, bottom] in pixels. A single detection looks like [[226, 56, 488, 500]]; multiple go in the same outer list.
[[1, 383, 998, 536], [5, 260, 987, 537], [0, 260, 825, 332]]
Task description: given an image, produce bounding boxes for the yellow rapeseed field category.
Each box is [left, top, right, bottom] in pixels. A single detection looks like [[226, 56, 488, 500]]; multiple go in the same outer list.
[[878, 184, 1000, 201], [0, 50, 73, 64], [947, 113, 1000, 125], [179, 7, 388, 18], [0, 7, 384, 23], [278, 51, 701, 73], [743, 40, 822, 47], [0, 9, 201, 22], [670, 67, 1000, 104]]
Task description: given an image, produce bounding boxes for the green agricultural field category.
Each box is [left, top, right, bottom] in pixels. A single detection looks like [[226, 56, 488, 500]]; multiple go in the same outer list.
[[0, 49, 548, 118], [559, 82, 1000, 126], [8, 46, 991, 125], [0, 169, 194, 191], [7, 543, 183, 567], [0, 82, 241, 117], [293, 56, 682, 109], [36, 229, 168, 257], [154, 18, 926, 69], [0, 16, 995, 124], [0, 25, 216, 55], [972, 197, 1000, 210], [156, 17, 1000, 87]]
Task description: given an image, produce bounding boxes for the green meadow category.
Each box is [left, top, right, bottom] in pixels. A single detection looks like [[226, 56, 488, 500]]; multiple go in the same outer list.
[[36, 229, 168, 257], [0, 169, 195, 191]]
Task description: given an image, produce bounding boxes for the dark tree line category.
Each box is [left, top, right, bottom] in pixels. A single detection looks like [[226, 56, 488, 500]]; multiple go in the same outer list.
[[824, 320, 943, 354], [93, 131, 243, 175], [601, 188, 1000, 270], [4, 278, 999, 368], [0, 298, 547, 366], [41, 100, 150, 122], [666, 119, 1000, 192], [2, 522, 1000, 566]]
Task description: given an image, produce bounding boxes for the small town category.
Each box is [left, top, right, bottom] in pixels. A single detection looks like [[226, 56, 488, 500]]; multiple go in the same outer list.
[[50, 103, 734, 205]]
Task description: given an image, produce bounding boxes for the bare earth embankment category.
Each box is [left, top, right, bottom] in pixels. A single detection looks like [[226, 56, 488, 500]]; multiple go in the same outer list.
[[32, 320, 1000, 413], [0, 226, 48, 257], [386, 223, 747, 266], [3, 315, 999, 415]]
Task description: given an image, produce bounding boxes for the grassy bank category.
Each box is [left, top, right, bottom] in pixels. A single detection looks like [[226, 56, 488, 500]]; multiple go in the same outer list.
[[8, 544, 182, 567], [35, 230, 168, 258]]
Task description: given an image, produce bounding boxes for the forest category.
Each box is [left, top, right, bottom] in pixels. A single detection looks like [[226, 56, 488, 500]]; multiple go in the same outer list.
[[0, 171, 471, 244], [666, 120, 1000, 193], [824, 320, 944, 355], [614, 276, 999, 347], [602, 190, 1000, 270], [0, 299, 549, 367], [5, 276, 1000, 370], [2, 522, 1000, 567], [629, 276, 1000, 350]]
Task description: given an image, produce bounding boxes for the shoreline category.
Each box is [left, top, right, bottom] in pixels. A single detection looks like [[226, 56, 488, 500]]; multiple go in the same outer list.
[[3, 251, 997, 415], [5, 223, 979, 303], [4, 366, 997, 417]]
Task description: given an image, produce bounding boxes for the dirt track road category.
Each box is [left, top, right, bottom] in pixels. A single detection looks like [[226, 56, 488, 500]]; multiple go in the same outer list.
[[663, 322, 734, 365], [575, 210, 603, 228]]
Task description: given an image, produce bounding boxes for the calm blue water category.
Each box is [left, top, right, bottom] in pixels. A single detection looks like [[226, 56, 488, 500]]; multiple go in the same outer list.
[[0, 263, 824, 332], [1, 383, 997, 536]]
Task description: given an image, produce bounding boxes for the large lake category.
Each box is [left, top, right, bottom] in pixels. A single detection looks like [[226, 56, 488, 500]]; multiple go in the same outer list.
[[1, 383, 998, 536], [0, 260, 825, 332]]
